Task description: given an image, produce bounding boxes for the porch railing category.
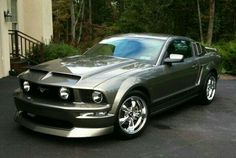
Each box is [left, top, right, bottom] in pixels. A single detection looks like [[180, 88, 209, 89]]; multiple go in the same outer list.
[[9, 30, 44, 64]]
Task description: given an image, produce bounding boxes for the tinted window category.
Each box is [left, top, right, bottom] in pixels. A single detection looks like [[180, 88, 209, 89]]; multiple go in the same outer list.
[[167, 40, 192, 58], [85, 37, 166, 64]]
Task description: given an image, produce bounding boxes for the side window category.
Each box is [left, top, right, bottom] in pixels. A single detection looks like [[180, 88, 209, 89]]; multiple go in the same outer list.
[[196, 43, 206, 56], [196, 43, 202, 56], [192, 43, 198, 56], [167, 40, 192, 58], [201, 45, 207, 55]]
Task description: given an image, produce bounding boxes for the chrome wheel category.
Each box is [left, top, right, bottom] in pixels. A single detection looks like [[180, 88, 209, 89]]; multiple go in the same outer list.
[[206, 76, 216, 101], [118, 96, 148, 135]]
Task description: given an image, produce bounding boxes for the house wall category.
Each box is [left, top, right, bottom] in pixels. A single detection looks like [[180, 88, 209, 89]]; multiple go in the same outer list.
[[0, 0, 11, 78], [42, 0, 53, 44], [0, 0, 53, 78], [17, 0, 53, 44]]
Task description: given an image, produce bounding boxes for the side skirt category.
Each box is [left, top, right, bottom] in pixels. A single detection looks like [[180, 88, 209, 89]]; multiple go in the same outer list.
[[149, 88, 199, 116]]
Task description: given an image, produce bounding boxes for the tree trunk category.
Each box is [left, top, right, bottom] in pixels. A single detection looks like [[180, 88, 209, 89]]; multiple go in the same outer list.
[[78, 0, 85, 43], [197, 0, 203, 43], [234, 13, 236, 38], [89, 0, 92, 40], [66, 20, 69, 42], [70, 0, 76, 42], [207, 0, 215, 46], [107, 0, 116, 21]]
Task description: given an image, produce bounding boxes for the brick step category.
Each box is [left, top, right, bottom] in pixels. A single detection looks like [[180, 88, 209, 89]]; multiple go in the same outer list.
[[10, 59, 31, 75], [10, 57, 21, 62]]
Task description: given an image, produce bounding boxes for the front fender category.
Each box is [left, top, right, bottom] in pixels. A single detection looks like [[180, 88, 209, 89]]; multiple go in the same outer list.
[[109, 77, 146, 114]]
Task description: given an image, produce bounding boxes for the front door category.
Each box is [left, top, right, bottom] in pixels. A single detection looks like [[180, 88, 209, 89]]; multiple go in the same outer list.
[[151, 39, 200, 106]]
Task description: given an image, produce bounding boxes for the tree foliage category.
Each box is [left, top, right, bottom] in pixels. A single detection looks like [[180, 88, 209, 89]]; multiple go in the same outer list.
[[52, 0, 236, 46], [50, 0, 236, 73], [53, 0, 236, 47]]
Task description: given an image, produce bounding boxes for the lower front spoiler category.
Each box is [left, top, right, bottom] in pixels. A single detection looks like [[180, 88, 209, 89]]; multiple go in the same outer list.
[[15, 111, 114, 138]]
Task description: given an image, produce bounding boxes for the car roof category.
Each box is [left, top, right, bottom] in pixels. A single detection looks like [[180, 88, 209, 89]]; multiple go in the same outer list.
[[106, 33, 194, 41]]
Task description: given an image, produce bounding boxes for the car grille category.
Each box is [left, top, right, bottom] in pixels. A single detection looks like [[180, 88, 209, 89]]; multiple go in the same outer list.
[[20, 80, 74, 102]]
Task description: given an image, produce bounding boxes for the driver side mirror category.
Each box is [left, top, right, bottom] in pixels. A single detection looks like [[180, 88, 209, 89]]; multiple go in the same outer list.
[[164, 54, 184, 64]]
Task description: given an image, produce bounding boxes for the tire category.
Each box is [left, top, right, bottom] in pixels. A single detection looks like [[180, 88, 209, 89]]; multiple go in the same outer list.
[[114, 91, 149, 139], [198, 72, 217, 105]]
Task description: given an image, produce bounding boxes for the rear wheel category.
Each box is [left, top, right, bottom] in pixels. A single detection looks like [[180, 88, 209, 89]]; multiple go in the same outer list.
[[198, 73, 217, 105], [115, 91, 149, 139]]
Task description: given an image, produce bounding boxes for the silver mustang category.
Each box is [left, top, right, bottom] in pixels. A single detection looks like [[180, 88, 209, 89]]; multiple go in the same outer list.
[[14, 34, 221, 139]]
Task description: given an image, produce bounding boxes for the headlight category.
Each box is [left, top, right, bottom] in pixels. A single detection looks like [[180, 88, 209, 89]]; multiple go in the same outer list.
[[59, 87, 70, 100], [23, 81, 30, 92], [92, 91, 103, 103]]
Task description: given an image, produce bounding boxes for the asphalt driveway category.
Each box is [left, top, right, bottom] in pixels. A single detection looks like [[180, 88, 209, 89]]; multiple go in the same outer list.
[[0, 76, 236, 158]]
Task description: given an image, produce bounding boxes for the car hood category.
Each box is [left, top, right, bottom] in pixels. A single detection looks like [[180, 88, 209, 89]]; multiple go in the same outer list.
[[22, 55, 152, 88]]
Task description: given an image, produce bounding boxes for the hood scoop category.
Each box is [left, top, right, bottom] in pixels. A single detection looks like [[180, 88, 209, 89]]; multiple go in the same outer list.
[[29, 68, 81, 80], [26, 69, 81, 87], [29, 69, 48, 75]]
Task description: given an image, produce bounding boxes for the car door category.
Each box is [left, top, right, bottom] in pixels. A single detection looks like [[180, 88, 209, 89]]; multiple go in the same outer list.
[[151, 39, 200, 107]]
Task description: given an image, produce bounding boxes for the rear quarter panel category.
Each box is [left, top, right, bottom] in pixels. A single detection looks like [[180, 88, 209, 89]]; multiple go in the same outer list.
[[197, 52, 221, 88]]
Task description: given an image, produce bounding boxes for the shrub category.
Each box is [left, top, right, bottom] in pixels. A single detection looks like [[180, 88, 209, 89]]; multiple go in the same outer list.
[[43, 43, 80, 61], [29, 43, 80, 64], [214, 40, 236, 75]]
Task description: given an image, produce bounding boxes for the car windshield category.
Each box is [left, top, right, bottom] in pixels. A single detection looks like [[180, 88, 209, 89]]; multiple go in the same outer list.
[[84, 37, 166, 64]]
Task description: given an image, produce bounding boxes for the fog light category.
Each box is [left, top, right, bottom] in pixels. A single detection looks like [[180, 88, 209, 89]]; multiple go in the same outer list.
[[80, 112, 95, 117], [59, 87, 70, 100], [78, 111, 108, 117], [92, 91, 103, 103], [95, 111, 108, 116], [23, 81, 30, 92]]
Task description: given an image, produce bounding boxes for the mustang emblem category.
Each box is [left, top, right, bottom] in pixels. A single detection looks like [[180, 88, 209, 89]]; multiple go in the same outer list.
[[38, 87, 48, 93]]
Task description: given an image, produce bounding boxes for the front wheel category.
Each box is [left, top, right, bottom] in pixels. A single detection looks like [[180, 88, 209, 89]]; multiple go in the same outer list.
[[115, 91, 149, 139], [198, 73, 217, 105]]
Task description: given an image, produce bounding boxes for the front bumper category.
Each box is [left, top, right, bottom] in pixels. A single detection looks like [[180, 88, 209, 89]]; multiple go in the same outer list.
[[14, 89, 115, 137], [15, 111, 113, 137]]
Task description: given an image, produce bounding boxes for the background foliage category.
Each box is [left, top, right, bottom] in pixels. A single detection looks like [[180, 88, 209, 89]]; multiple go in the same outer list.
[[49, 0, 236, 74], [214, 41, 236, 74]]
